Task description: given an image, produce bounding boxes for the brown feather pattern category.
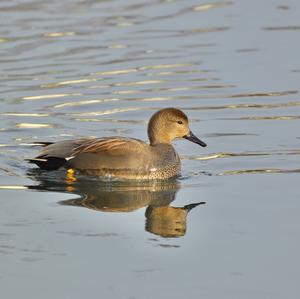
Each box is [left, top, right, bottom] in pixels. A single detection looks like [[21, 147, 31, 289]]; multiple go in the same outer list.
[[72, 137, 145, 156]]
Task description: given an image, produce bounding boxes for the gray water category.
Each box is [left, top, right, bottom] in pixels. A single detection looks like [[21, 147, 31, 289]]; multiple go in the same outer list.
[[1, 0, 300, 298]]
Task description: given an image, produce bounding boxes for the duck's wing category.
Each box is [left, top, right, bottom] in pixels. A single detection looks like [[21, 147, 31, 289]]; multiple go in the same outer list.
[[28, 137, 148, 170], [72, 137, 145, 155], [69, 137, 149, 170]]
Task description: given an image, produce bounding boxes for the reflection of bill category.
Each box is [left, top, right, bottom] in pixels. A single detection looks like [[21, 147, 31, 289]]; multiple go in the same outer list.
[[27, 169, 205, 238], [145, 203, 205, 238]]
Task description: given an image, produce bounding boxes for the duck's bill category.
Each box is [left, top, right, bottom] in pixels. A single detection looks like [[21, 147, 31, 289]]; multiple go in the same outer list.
[[183, 131, 207, 147]]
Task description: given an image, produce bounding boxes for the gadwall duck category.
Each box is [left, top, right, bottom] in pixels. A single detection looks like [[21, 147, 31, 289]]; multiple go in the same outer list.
[[28, 108, 207, 180]]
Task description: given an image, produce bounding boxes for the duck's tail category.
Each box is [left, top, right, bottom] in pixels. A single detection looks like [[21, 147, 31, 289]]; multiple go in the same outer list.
[[26, 156, 67, 170]]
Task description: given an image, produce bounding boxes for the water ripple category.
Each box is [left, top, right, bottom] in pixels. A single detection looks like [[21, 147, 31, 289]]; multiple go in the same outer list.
[[1, 113, 49, 117], [71, 107, 144, 117], [186, 101, 300, 111], [229, 91, 297, 98], [263, 26, 300, 31], [217, 168, 300, 176], [16, 123, 53, 129], [22, 93, 82, 101], [52, 98, 119, 109], [220, 115, 300, 121], [193, 1, 233, 11], [44, 32, 76, 38], [184, 149, 300, 161]]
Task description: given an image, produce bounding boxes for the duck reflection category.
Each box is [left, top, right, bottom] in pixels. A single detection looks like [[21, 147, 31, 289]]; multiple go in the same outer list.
[[27, 169, 205, 238]]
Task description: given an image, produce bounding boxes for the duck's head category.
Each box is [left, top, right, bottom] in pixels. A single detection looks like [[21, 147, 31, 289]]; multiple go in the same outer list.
[[147, 108, 207, 147]]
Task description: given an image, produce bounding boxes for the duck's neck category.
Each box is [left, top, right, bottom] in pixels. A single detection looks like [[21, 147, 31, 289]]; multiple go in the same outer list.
[[148, 118, 172, 145], [149, 132, 172, 145]]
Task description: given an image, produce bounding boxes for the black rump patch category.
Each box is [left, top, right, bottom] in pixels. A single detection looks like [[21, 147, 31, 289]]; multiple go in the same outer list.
[[27, 156, 67, 170]]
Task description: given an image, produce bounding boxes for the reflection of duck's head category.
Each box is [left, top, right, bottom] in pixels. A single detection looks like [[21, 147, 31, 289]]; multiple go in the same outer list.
[[145, 202, 205, 238]]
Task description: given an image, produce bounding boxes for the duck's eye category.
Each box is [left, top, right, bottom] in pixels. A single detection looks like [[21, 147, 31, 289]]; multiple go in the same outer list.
[[177, 120, 183, 125]]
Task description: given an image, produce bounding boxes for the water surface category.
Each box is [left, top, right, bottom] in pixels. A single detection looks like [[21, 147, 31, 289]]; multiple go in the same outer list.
[[0, 0, 299, 298]]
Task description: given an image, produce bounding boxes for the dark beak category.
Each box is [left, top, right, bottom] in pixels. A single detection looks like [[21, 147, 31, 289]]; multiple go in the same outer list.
[[183, 130, 207, 147]]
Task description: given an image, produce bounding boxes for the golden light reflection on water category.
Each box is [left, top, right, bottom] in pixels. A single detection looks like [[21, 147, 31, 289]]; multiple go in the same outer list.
[[71, 107, 143, 117], [52, 98, 119, 109], [107, 44, 128, 49], [94, 69, 137, 76], [193, 1, 232, 11], [1, 113, 49, 117], [41, 79, 97, 88], [115, 80, 164, 87], [16, 123, 53, 129], [44, 32, 75, 37], [138, 97, 173, 102], [0, 38, 10, 42], [38, 64, 198, 91], [22, 93, 82, 100]]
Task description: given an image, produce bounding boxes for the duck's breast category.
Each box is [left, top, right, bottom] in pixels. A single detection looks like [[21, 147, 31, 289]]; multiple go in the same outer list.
[[147, 143, 181, 179]]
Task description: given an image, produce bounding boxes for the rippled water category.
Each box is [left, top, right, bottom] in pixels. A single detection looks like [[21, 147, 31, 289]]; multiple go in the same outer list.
[[1, 1, 300, 298]]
